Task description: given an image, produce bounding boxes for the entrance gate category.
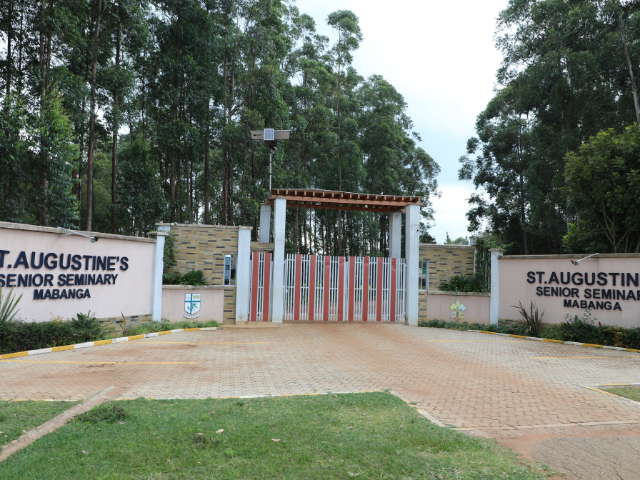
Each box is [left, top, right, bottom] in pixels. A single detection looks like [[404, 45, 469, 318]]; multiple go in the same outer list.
[[249, 252, 406, 322]]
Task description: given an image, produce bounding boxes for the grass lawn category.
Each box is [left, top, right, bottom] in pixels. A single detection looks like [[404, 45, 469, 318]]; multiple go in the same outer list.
[[604, 385, 640, 402], [0, 393, 548, 479], [0, 401, 75, 446]]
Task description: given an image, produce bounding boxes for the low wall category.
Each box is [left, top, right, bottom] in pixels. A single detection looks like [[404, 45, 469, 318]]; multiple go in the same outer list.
[[0, 222, 156, 322], [423, 291, 490, 324], [161, 285, 226, 322], [498, 254, 640, 328]]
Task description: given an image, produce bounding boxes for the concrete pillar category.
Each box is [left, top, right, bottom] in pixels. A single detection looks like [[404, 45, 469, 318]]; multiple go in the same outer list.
[[489, 248, 504, 325], [148, 231, 168, 322], [405, 204, 420, 326], [235, 226, 252, 323], [259, 204, 272, 243], [271, 197, 287, 323], [389, 212, 402, 258]]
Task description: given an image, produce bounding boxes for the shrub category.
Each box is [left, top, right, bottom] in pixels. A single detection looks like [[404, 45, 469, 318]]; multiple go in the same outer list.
[[439, 275, 486, 293], [420, 310, 640, 350], [513, 301, 544, 337], [181, 270, 209, 286], [163, 269, 209, 286], [127, 319, 219, 336], [0, 313, 108, 354], [0, 287, 22, 328], [418, 319, 527, 335]]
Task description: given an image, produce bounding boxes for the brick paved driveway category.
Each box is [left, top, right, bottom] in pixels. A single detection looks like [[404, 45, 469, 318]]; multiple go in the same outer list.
[[2, 323, 640, 430]]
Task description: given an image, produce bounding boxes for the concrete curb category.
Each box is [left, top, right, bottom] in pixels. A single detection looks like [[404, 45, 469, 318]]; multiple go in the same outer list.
[[0, 386, 127, 462], [0, 327, 218, 360], [473, 329, 640, 352]]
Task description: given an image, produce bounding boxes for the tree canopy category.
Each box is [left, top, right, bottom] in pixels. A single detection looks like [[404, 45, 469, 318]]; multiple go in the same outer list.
[[460, 0, 640, 254], [0, 0, 439, 256]]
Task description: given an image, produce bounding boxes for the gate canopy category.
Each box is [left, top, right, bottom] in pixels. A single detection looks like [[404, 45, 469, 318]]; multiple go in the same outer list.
[[266, 189, 422, 213]]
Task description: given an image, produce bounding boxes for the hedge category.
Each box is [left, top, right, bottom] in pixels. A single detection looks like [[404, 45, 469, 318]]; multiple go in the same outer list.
[[0, 314, 108, 354]]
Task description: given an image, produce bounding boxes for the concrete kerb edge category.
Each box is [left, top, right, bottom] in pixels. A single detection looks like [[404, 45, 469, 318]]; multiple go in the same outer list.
[[583, 383, 640, 406], [0, 327, 218, 360], [421, 326, 640, 353]]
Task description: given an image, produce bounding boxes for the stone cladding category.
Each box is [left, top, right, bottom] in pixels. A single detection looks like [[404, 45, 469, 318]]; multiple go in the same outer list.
[[419, 244, 475, 291]]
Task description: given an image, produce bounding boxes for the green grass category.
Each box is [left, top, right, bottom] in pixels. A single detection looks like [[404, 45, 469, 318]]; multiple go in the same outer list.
[[0, 393, 547, 479], [124, 319, 219, 336], [604, 386, 640, 402], [0, 401, 76, 446]]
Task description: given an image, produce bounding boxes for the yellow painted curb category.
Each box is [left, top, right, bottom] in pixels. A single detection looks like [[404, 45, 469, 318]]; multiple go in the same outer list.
[[0, 327, 218, 361], [627, 348, 640, 353], [510, 335, 527, 339], [587, 387, 624, 397], [543, 338, 563, 343], [51, 345, 75, 352], [480, 331, 496, 335], [583, 344, 604, 349], [0, 351, 29, 359]]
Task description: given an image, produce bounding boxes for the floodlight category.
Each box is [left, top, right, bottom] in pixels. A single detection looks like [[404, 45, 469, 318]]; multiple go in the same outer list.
[[571, 253, 599, 266], [250, 129, 291, 192]]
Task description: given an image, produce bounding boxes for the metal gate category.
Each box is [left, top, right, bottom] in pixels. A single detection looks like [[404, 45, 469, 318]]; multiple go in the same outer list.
[[249, 252, 272, 321], [283, 255, 406, 322]]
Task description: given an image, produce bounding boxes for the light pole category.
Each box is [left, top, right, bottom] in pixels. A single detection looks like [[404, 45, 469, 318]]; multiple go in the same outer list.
[[250, 129, 291, 192]]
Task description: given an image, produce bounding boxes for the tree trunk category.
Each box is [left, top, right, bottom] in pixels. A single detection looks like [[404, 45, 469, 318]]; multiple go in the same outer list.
[[204, 107, 210, 224], [6, 2, 13, 96], [620, 17, 640, 124], [111, 13, 120, 234], [86, 0, 103, 232]]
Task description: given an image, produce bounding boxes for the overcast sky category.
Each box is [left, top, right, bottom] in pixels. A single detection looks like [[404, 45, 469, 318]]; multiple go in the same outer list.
[[294, 0, 510, 243]]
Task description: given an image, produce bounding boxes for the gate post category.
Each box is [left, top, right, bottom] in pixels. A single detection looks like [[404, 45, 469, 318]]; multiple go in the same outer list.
[[405, 204, 420, 326], [389, 212, 402, 258], [259, 204, 272, 243], [489, 248, 504, 325], [235, 227, 252, 323], [271, 197, 287, 323]]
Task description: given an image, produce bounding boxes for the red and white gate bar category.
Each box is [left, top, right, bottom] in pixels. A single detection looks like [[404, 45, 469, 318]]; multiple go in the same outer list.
[[249, 252, 272, 321], [283, 255, 406, 322]]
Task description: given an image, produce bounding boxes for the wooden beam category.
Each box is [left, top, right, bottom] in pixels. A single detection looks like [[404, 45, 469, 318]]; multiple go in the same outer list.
[[264, 202, 403, 213], [267, 195, 422, 208]]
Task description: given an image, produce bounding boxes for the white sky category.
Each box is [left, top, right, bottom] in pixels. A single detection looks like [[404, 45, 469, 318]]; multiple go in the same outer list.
[[294, 0, 510, 243]]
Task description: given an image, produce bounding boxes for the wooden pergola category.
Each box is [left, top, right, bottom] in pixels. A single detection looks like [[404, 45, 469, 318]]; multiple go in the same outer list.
[[266, 189, 422, 213]]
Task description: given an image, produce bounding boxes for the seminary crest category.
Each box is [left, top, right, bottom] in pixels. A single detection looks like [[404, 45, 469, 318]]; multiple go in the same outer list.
[[184, 293, 201, 318]]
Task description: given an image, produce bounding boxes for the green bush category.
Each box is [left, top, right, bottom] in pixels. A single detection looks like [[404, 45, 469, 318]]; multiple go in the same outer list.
[[0, 287, 22, 328], [0, 312, 108, 354], [418, 319, 527, 335], [513, 301, 544, 337], [439, 275, 487, 293], [163, 269, 209, 286], [540, 310, 640, 349], [127, 319, 219, 336], [420, 310, 640, 350]]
